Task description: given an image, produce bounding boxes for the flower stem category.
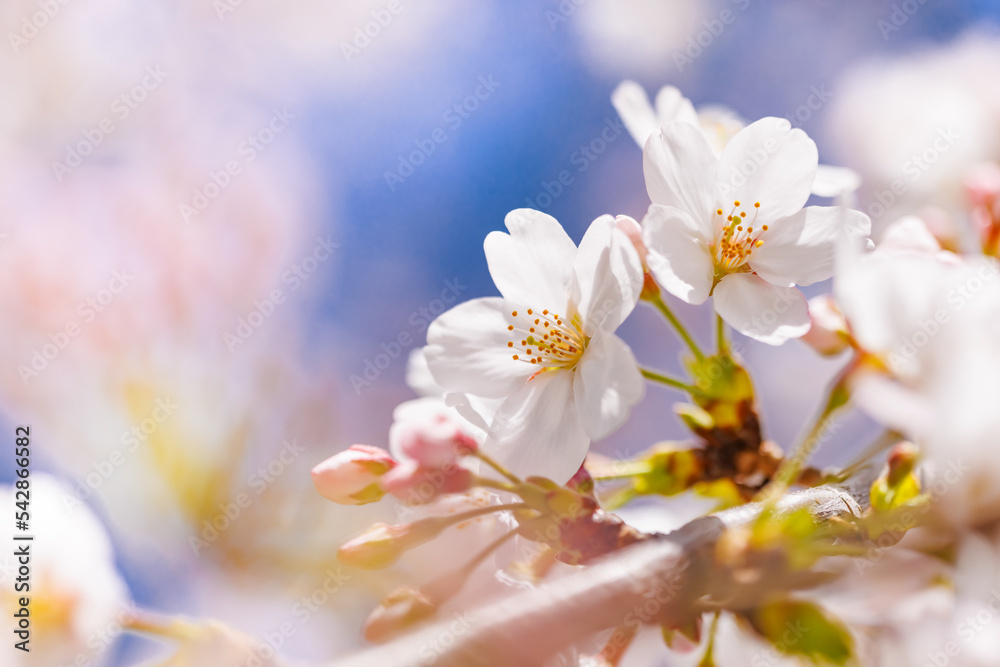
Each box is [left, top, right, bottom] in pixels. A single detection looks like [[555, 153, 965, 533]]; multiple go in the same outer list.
[[437, 502, 529, 528], [648, 292, 705, 362], [474, 450, 524, 485], [590, 461, 654, 481], [716, 313, 728, 356], [699, 612, 722, 667], [761, 372, 852, 501], [831, 429, 902, 483], [426, 527, 522, 603], [473, 476, 519, 494], [640, 367, 706, 397], [123, 612, 201, 642]]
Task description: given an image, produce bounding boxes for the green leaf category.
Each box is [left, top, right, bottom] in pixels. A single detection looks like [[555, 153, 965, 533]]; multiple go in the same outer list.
[[748, 599, 854, 665]]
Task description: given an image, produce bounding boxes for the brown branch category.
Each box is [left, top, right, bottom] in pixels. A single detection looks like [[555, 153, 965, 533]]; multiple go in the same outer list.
[[330, 471, 875, 667]]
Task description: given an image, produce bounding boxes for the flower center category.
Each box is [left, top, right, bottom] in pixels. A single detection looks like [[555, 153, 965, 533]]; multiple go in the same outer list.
[[506, 308, 588, 371], [712, 200, 768, 271]]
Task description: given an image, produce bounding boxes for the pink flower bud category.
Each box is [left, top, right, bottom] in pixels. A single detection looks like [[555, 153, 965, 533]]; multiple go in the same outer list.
[[389, 399, 478, 469], [338, 515, 454, 569], [380, 460, 474, 504], [362, 586, 436, 642], [801, 295, 850, 356], [614, 215, 649, 266], [311, 445, 396, 505]]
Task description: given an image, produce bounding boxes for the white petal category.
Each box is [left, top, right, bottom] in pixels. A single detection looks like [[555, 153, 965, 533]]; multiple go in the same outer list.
[[875, 216, 941, 257], [715, 117, 818, 224], [611, 80, 660, 148], [573, 330, 644, 440], [444, 392, 503, 439], [696, 105, 745, 156], [641, 204, 714, 304], [405, 348, 445, 397], [482, 371, 589, 484], [654, 85, 699, 127], [851, 369, 934, 437], [750, 206, 872, 287], [425, 298, 528, 397], [713, 273, 810, 345], [811, 165, 861, 198], [571, 215, 643, 332], [484, 209, 575, 311], [643, 122, 719, 217]]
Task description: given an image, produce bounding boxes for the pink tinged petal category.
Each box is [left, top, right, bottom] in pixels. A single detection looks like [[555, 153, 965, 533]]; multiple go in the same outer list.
[[424, 298, 529, 398], [571, 215, 644, 333], [875, 216, 942, 257], [573, 330, 644, 440], [641, 204, 714, 304], [611, 80, 660, 148], [643, 121, 719, 218], [715, 117, 818, 225], [750, 206, 872, 287], [713, 273, 810, 345], [481, 371, 589, 484], [613, 215, 648, 265], [484, 209, 575, 311], [654, 85, 699, 127]]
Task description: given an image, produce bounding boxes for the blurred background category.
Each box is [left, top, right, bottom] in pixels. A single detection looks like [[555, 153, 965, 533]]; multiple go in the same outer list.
[[0, 0, 998, 664]]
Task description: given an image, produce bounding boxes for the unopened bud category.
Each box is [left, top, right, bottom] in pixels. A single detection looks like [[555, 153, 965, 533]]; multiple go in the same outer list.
[[616, 215, 662, 301], [363, 586, 437, 642], [311, 445, 396, 505], [380, 460, 474, 503], [390, 398, 478, 468], [338, 516, 452, 569], [801, 295, 850, 356], [614, 215, 649, 266], [887, 441, 919, 487]]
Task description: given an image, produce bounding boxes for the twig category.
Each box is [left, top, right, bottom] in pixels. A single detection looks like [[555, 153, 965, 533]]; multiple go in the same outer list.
[[329, 468, 877, 667]]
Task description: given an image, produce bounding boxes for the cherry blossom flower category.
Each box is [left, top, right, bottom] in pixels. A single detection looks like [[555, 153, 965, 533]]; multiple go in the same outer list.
[[423, 210, 645, 484], [612, 80, 741, 156], [639, 117, 871, 344], [828, 34, 1000, 228], [834, 235, 1000, 525], [613, 81, 860, 198]]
